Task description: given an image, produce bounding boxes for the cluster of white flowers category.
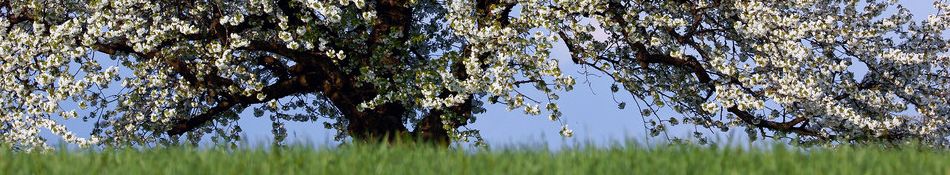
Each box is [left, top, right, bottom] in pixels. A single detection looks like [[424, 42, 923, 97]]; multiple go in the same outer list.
[[438, 0, 580, 136]]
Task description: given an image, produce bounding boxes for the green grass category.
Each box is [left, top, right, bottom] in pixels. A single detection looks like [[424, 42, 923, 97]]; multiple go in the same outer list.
[[2, 143, 949, 175]]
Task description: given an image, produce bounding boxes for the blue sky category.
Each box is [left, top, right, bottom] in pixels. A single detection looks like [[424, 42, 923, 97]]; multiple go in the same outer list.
[[49, 1, 938, 149]]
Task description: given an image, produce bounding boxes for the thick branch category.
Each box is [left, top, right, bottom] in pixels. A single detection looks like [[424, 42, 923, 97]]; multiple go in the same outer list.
[[167, 101, 235, 136], [727, 107, 819, 137], [166, 72, 323, 135]]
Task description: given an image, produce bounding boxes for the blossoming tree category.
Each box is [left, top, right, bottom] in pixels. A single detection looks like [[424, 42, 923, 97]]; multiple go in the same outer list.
[[1, 0, 948, 149]]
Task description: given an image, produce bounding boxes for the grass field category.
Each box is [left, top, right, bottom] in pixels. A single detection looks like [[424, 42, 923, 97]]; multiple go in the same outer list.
[[2, 143, 949, 175]]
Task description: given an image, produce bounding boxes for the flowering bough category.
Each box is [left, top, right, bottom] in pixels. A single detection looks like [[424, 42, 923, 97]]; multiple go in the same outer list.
[[0, 0, 948, 150], [550, 0, 950, 146]]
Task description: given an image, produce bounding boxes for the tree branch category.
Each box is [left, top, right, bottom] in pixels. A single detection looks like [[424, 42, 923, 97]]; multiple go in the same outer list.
[[555, 4, 828, 139], [166, 71, 324, 135], [167, 101, 235, 136]]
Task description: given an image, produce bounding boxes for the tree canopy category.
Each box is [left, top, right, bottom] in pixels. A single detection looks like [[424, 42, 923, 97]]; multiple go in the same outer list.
[[1, 0, 949, 150]]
